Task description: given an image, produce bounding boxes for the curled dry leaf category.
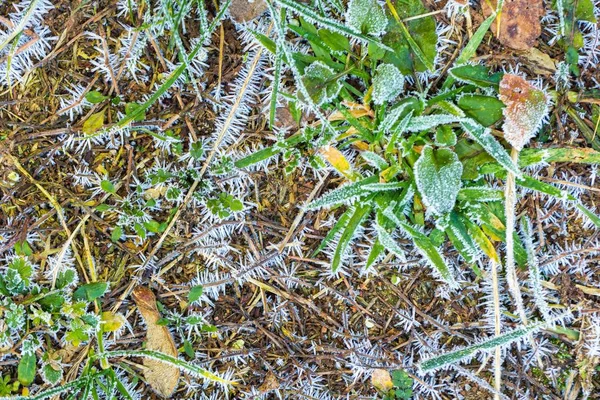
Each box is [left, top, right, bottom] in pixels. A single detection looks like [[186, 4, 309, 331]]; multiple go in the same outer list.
[[132, 286, 180, 398], [499, 74, 549, 151], [482, 0, 545, 50]]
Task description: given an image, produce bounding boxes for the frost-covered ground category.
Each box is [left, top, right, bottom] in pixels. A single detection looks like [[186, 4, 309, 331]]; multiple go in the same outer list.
[[1, 0, 600, 399]]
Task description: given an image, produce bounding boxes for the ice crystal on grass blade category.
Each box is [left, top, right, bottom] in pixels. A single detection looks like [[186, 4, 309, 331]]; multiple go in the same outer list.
[[372, 63, 405, 105], [498, 74, 550, 151], [345, 0, 388, 36], [0, 0, 54, 86]]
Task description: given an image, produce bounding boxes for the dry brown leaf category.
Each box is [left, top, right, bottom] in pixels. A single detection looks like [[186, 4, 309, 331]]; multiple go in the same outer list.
[[518, 48, 557, 76], [371, 369, 394, 392], [132, 286, 180, 398], [482, 0, 545, 50], [229, 0, 268, 24], [258, 371, 280, 393]]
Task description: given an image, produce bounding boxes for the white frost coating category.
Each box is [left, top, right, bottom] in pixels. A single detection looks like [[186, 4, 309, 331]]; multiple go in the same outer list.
[[414, 146, 463, 216], [372, 64, 405, 105], [345, 0, 388, 36], [302, 60, 342, 105], [0, 0, 55, 86]]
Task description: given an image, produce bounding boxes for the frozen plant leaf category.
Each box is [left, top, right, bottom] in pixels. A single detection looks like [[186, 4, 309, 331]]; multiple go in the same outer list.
[[372, 64, 404, 105], [301, 61, 343, 105], [345, 0, 387, 36], [414, 146, 463, 215], [482, 0, 544, 50], [132, 286, 180, 397], [498, 74, 549, 151], [371, 369, 393, 391]]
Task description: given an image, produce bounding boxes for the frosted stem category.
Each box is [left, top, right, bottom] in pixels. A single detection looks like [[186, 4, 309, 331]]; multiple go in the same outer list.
[[504, 147, 528, 324], [491, 260, 502, 399]]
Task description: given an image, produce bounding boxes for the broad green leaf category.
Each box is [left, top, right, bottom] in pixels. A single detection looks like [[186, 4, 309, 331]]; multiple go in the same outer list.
[[435, 126, 457, 147], [318, 29, 351, 53], [381, 0, 437, 73], [111, 226, 123, 242], [457, 95, 505, 127], [18, 353, 36, 386], [85, 90, 108, 104], [74, 282, 109, 302], [100, 180, 115, 194], [41, 363, 63, 385], [449, 65, 503, 88], [414, 146, 463, 215], [188, 285, 204, 303], [301, 61, 343, 105]]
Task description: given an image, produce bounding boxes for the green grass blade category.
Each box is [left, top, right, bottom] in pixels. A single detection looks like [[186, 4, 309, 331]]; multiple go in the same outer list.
[[306, 176, 379, 210], [396, 221, 458, 288], [331, 204, 371, 273], [442, 12, 497, 89], [460, 120, 520, 176], [103, 349, 235, 385], [419, 321, 546, 372]]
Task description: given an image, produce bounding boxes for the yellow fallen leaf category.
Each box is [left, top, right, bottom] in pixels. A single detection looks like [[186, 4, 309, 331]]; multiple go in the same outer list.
[[82, 110, 105, 135], [132, 287, 180, 398], [320, 146, 353, 178], [371, 369, 393, 391]]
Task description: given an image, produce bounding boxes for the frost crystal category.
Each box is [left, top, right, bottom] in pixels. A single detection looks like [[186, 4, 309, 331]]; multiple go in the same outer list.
[[498, 74, 550, 151], [345, 0, 388, 36], [372, 64, 405, 105]]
